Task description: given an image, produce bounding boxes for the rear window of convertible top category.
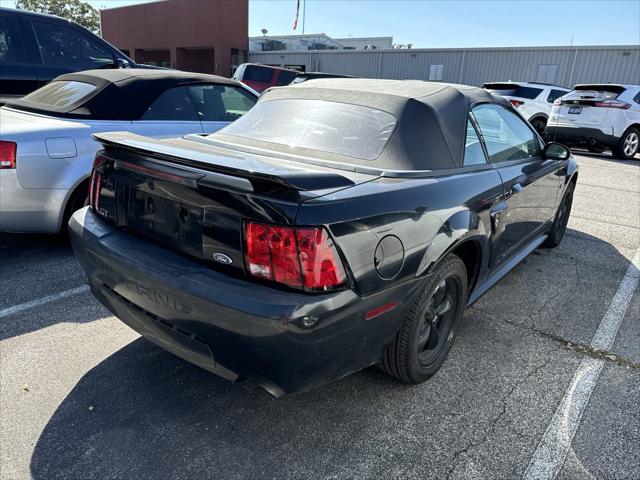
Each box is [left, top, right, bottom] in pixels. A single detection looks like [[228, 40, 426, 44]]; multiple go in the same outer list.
[[215, 99, 397, 161], [20, 80, 97, 108]]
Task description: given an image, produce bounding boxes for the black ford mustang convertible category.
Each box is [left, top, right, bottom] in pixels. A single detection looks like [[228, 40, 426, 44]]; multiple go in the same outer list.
[[70, 79, 577, 395]]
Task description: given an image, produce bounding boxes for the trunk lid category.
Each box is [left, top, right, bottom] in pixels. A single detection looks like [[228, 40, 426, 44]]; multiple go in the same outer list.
[[553, 85, 627, 127], [92, 132, 376, 277]]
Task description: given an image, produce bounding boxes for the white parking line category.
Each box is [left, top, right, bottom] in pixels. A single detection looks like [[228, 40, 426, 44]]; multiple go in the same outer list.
[[523, 248, 640, 480], [0, 285, 90, 319]]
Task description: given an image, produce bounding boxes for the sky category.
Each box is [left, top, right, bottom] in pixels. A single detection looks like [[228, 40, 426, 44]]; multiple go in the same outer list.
[[1, 0, 638, 48]]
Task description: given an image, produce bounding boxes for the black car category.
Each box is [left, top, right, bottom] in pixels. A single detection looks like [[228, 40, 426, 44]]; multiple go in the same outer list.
[[0, 7, 137, 104], [69, 79, 578, 395]]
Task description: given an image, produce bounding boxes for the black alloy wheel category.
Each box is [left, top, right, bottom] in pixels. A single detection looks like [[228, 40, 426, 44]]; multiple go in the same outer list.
[[545, 181, 575, 248], [381, 253, 467, 384]]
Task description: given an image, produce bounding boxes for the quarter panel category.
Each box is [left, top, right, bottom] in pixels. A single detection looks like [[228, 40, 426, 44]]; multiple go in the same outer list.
[[297, 169, 503, 296]]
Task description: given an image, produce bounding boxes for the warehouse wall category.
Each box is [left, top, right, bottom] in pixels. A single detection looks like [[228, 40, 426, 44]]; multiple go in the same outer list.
[[249, 46, 640, 87]]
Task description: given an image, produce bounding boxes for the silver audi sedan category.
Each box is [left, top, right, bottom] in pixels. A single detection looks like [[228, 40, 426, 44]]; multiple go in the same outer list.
[[0, 69, 258, 234]]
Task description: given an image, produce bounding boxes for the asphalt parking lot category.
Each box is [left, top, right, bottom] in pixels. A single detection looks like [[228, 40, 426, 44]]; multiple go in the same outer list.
[[0, 151, 638, 480]]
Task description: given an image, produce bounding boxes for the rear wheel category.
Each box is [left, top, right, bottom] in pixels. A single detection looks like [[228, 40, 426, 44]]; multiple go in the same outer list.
[[60, 180, 89, 235], [612, 128, 639, 160], [381, 254, 467, 384], [544, 181, 575, 248]]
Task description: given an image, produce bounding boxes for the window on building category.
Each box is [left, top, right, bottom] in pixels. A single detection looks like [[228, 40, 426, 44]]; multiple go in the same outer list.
[[428, 64, 444, 81], [464, 118, 487, 166], [188, 84, 257, 122], [31, 21, 115, 69], [0, 15, 28, 64], [536, 64, 559, 84], [141, 87, 199, 121], [471, 104, 539, 164]]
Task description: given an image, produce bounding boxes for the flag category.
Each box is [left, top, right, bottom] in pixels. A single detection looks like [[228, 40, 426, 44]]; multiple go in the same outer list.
[[293, 0, 300, 30]]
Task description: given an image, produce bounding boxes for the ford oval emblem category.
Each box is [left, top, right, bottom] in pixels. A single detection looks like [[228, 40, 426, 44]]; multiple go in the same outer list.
[[213, 253, 233, 265]]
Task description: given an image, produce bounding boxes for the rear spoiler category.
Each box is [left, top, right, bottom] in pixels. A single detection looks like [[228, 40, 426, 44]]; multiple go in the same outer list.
[[92, 132, 370, 191], [573, 84, 627, 94]]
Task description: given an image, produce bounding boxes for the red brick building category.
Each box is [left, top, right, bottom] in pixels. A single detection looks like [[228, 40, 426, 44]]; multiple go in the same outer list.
[[100, 0, 248, 77]]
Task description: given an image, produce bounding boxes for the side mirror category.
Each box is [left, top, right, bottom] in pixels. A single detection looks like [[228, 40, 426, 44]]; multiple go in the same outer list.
[[116, 58, 131, 69], [543, 142, 571, 161]]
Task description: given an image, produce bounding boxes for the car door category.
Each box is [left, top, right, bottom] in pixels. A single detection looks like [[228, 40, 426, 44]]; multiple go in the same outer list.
[[0, 12, 38, 103], [188, 84, 257, 134], [131, 86, 204, 138], [471, 103, 562, 265], [24, 19, 117, 86]]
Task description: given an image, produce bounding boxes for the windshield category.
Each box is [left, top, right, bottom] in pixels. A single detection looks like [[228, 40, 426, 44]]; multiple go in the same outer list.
[[20, 81, 97, 108], [215, 99, 396, 160]]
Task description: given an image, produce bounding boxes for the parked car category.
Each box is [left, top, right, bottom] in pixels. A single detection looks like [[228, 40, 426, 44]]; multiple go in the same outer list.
[[0, 7, 145, 105], [69, 79, 577, 395], [233, 63, 350, 92], [483, 81, 571, 133], [546, 84, 640, 159], [233, 63, 299, 92], [0, 69, 258, 234], [289, 72, 352, 84]]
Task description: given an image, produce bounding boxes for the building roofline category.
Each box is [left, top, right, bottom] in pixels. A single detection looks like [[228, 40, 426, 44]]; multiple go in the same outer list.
[[250, 44, 639, 54], [333, 36, 393, 41], [249, 33, 333, 41], [100, 0, 169, 12]]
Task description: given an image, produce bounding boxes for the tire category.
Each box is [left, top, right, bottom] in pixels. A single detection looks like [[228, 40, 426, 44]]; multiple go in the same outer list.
[[60, 181, 89, 235], [381, 253, 467, 384], [530, 117, 547, 135], [612, 127, 639, 160], [544, 180, 575, 248]]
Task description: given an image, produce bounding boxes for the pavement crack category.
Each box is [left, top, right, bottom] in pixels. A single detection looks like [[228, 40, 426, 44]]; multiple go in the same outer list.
[[473, 306, 640, 372], [445, 356, 553, 480]]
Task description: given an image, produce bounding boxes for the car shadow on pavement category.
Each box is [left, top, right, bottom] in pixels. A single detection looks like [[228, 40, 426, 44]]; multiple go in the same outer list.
[[27, 228, 634, 479], [29, 337, 402, 480], [571, 149, 640, 164]]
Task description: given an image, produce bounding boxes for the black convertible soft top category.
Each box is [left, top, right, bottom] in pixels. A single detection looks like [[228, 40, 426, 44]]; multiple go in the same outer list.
[[6, 69, 240, 121], [214, 79, 509, 171]]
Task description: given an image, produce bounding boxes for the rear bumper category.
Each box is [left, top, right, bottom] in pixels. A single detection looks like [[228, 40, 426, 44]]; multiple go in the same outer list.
[[0, 170, 66, 233], [69, 207, 423, 395], [545, 125, 617, 148]]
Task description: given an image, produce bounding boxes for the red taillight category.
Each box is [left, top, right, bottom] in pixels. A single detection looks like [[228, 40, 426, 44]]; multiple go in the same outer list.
[[245, 222, 347, 291], [510, 99, 524, 108], [296, 227, 346, 290], [593, 100, 631, 109], [89, 154, 106, 211], [0, 141, 17, 169]]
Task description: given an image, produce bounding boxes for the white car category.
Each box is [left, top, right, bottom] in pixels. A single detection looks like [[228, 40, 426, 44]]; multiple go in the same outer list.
[[546, 84, 640, 160], [0, 69, 258, 233], [483, 82, 571, 133]]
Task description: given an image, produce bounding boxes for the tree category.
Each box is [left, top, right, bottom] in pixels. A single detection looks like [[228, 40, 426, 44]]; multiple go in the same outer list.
[[16, 0, 100, 34]]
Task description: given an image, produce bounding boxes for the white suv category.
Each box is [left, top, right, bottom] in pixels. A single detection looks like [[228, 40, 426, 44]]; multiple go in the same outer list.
[[483, 82, 571, 133], [546, 84, 640, 160]]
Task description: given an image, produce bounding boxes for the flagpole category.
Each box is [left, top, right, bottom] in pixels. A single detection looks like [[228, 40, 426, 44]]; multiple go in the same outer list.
[[302, 0, 306, 34]]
